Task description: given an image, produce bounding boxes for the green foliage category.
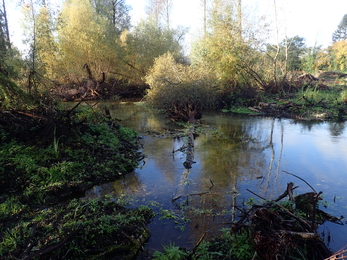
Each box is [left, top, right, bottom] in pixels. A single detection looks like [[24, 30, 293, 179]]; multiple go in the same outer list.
[[341, 89, 347, 102], [224, 106, 254, 114], [17, 0, 135, 86], [158, 209, 190, 231], [229, 230, 253, 260], [285, 36, 307, 71], [0, 198, 154, 259], [36, 5, 58, 80], [0, 104, 148, 259], [332, 14, 347, 42], [0, 4, 10, 64], [245, 197, 255, 206], [145, 52, 221, 110], [190, 0, 271, 89], [153, 229, 254, 260], [91, 0, 131, 34], [122, 18, 185, 84], [314, 48, 333, 71], [301, 45, 321, 73], [331, 40, 347, 71], [0, 106, 139, 205], [57, 0, 120, 80], [0, 73, 34, 109], [153, 243, 189, 260], [0, 196, 28, 219], [264, 36, 307, 89]]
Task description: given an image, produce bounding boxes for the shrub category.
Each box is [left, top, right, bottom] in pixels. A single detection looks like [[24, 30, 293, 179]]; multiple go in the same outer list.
[[341, 89, 347, 103], [145, 52, 221, 110]]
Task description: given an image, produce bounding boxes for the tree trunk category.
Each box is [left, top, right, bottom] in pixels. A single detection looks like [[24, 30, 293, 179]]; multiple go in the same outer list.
[[2, 0, 10, 48]]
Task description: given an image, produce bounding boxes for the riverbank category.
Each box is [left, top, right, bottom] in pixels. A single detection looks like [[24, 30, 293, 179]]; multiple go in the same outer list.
[[0, 104, 154, 259], [222, 72, 347, 122], [1, 95, 347, 259]]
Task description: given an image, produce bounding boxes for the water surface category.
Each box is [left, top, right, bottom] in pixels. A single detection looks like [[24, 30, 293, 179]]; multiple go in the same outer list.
[[85, 101, 347, 253]]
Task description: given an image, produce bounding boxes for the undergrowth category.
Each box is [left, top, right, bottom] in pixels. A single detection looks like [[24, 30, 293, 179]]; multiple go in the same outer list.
[[0, 105, 148, 259]]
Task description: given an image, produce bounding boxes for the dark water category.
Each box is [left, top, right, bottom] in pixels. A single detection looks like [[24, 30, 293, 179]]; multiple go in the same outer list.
[[84, 101, 347, 253]]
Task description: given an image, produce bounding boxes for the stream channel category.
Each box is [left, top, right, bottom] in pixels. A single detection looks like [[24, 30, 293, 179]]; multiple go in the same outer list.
[[83, 101, 347, 255]]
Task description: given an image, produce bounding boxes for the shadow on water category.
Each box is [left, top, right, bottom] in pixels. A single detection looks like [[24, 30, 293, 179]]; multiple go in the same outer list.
[[84, 101, 347, 254]]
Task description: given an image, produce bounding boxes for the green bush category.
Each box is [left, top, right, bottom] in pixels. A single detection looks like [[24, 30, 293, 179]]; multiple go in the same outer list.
[[145, 52, 221, 110], [341, 89, 347, 102]]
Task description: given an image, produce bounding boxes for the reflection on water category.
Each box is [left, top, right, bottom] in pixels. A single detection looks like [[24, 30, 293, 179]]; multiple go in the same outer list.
[[84, 101, 347, 253]]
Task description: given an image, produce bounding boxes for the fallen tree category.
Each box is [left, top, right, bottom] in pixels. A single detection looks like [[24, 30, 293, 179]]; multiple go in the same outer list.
[[165, 98, 202, 123]]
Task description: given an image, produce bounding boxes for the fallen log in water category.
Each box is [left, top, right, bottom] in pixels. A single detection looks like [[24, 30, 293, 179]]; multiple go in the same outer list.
[[172, 126, 198, 202], [183, 126, 195, 169], [169, 99, 201, 201]]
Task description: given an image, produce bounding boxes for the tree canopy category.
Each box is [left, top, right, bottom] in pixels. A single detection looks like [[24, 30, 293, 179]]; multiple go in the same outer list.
[[332, 14, 347, 42], [1, 0, 347, 110]]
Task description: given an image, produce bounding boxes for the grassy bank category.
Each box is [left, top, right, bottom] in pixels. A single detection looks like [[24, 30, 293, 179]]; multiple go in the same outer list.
[[224, 74, 347, 121]]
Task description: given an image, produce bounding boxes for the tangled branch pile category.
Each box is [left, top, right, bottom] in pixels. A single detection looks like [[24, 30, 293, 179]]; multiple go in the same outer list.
[[230, 183, 343, 260]]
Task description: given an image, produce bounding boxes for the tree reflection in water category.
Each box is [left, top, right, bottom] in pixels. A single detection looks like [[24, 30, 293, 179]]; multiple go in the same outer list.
[[84, 101, 347, 252]]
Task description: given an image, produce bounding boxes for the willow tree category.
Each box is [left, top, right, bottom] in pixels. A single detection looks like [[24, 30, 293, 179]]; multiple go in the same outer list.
[[331, 40, 347, 71], [120, 17, 184, 84], [145, 52, 219, 109], [36, 4, 58, 80], [191, 0, 269, 89], [57, 0, 122, 81]]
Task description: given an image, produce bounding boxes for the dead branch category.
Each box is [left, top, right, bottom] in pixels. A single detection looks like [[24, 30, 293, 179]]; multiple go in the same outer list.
[[274, 201, 312, 232], [188, 233, 206, 259], [209, 179, 214, 190], [274, 182, 297, 202], [279, 230, 319, 240], [246, 188, 267, 201], [65, 93, 88, 117], [283, 170, 316, 192]]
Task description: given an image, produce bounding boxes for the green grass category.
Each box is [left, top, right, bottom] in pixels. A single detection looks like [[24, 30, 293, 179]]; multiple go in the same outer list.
[[225, 85, 347, 121], [0, 106, 148, 259]]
